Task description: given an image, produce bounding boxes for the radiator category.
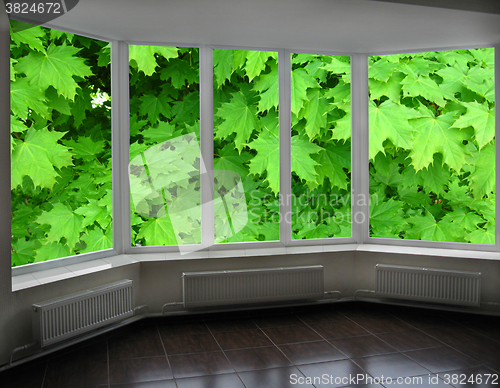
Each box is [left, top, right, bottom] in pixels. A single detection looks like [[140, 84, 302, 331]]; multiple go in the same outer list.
[[375, 264, 481, 307], [33, 280, 134, 347], [182, 266, 324, 308]]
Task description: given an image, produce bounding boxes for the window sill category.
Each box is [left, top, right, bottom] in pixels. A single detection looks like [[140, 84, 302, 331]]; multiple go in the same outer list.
[[11, 243, 500, 291]]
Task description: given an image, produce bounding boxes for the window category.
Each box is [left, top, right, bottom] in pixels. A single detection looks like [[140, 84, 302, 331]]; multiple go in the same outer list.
[[368, 48, 495, 244], [10, 20, 112, 266], [290, 53, 351, 240], [213, 49, 279, 243], [9, 29, 498, 270], [129, 45, 201, 247]]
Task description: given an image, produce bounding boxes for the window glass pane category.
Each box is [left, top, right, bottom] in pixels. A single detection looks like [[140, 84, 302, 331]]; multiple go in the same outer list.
[[369, 48, 495, 243], [213, 49, 279, 243], [129, 46, 200, 247], [10, 21, 112, 267], [291, 54, 351, 240]]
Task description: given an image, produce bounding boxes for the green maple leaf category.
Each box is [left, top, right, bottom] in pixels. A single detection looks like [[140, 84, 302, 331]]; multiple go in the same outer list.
[[45, 86, 71, 115], [441, 207, 483, 232], [12, 239, 38, 267], [291, 68, 319, 115], [401, 65, 452, 107], [213, 49, 234, 88], [409, 110, 468, 172], [297, 223, 340, 240], [314, 141, 350, 190], [370, 198, 407, 233], [36, 203, 84, 249], [74, 199, 109, 228], [407, 211, 456, 242], [160, 58, 199, 89], [214, 144, 252, 178], [10, 21, 46, 52], [11, 127, 73, 189], [329, 102, 351, 141], [369, 59, 397, 82], [215, 91, 259, 152], [415, 155, 450, 196], [34, 242, 71, 263], [243, 50, 273, 81], [139, 91, 172, 123], [452, 102, 494, 150], [129, 45, 178, 76], [468, 223, 495, 244], [253, 62, 279, 113], [323, 80, 351, 103], [81, 228, 113, 253], [369, 100, 417, 161], [10, 78, 49, 119], [291, 136, 323, 190], [467, 143, 495, 198], [64, 136, 105, 160], [137, 217, 178, 246], [71, 88, 92, 127], [15, 43, 92, 101], [303, 89, 328, 140], [141, 121, 175, 144], [369, 72, 404, 102], [320, 57, 350, 74]]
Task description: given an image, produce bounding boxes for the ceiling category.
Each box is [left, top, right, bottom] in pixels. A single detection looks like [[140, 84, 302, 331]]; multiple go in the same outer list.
[[39, 0, 500, 54]]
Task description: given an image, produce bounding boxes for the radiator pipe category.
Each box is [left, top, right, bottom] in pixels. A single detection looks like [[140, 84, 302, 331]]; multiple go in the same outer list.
[[162, 302, 183, 314], [134, 305, 149, 314], [354, 289, 376, 300], [324, 291, 341, 300], [9, 341, 38, 366]]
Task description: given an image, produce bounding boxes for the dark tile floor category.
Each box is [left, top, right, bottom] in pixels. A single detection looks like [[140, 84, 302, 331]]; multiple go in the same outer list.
[[1, 301, 500, 387]]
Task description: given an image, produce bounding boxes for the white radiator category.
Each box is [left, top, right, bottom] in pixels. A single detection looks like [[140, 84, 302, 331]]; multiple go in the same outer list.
[[182, 266, 324, 308], [33, 280, 134, 347], [375, 264, 481, 307]]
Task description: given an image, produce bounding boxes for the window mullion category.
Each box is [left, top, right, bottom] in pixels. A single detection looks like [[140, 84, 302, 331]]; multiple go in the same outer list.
[[279, 49, 292, 246], [351, 54, 369, 244], [111, 41, 130, 254], [200, 45, 215, 249]]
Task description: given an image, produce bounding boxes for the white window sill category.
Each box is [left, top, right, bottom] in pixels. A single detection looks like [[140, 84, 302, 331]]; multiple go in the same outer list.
[[11, 243, 500, 292]]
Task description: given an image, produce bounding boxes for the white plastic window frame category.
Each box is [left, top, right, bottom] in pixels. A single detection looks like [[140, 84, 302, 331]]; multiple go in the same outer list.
[[363, 45, 500, 253], [10, 37, 500, 277]]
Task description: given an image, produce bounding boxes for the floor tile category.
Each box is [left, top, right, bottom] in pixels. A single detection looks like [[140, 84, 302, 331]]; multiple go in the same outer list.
[[44, 358, 108, 388], [109, 357, 173, 385], [239, 366, 313, 388], [252, 314, 303, 328], [168, 351, 234, 378], [308, 320, 371, 339], [342, 311, 413, 333], [419, 324, 488, 346], [329, 334, 398, 358], [262, 325, 322, 344], [295, 310, 345, 325], [446, 338, 500, 368], [390, 311, 453, 329], [0, 362, 47, 388], [161, 333, 220, 355], [404, 346, 481, 373], [376, 329, 443, 351], [390, 374, 453, 387], [214, 329, 273, 350], [224, 346, 292, 372], [352, 353, 429, 379], [297, 359, 366, 387], [158, 322, 209, 336], [108, 337, 165, 360], [205, 318, 258, 333], [176, 373, 245, 388], [110, 323, 160, 342], [279, 340, 347, 365], [110, 380, 177, 387]]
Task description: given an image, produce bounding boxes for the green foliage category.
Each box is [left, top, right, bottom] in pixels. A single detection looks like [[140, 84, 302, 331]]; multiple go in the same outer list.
[[369, 48, 495, 243], [10, 20, 112, 266]]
